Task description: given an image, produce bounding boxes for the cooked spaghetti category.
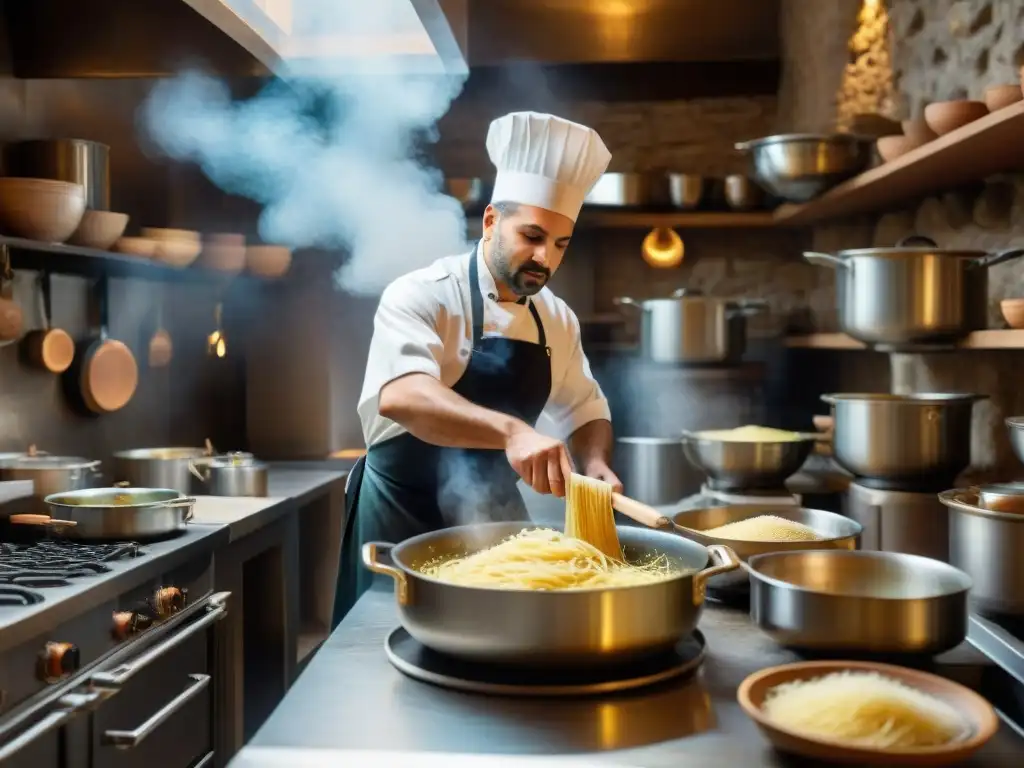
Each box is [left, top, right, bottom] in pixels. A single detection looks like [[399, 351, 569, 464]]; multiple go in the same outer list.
[[565, 472, 621, 558], [421, 474, 678, 590], [762, 671, 966, 749]]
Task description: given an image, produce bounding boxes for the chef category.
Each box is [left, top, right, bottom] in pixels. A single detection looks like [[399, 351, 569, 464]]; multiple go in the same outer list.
[[332, 112, 620, 627]]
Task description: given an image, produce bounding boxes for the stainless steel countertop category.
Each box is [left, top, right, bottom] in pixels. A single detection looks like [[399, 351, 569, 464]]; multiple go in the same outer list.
[[239, 585, 1024, 766]]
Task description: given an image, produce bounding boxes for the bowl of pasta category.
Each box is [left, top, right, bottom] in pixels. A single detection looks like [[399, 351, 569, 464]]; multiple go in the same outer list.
[[362, 521, 740, 667]]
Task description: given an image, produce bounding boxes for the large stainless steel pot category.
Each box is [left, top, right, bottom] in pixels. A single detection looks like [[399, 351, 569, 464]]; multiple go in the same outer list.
[[613, 437, 689, 506], [4, 139, 110, 210], [648, 505, 861, 591], [0, 455, 102, 513], [804, 236, 1024, 347], [613, 289, 767, 364], [111, 447, 251, 494], [735, 133, 873, 202], [747, 550, 971, 653], [680, 429, 817, 489], [584, 173, 668, 207], [822, 393, 985, 484], [1007, 416, 1024, 466], [363, 521, 741, 666], [27, 487, 195, 540], [939, 487, 1024, 616], [189, 454, 268, 497]]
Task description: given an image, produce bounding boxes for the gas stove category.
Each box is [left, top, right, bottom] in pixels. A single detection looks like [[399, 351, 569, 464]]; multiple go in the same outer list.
[[0, 539, 143, 590], [967, 613, 1024, 738]]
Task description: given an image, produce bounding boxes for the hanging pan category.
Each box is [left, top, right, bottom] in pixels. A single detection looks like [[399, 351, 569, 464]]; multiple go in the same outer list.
[[22, 272, 74, 373], [62, 278, 138, 415]]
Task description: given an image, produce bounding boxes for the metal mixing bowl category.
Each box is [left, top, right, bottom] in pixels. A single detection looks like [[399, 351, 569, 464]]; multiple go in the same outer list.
[[747, 550, 971, 654], [734, 134, 873, 203], [669, 506, 861, 591], [680, 431, 816, 489]]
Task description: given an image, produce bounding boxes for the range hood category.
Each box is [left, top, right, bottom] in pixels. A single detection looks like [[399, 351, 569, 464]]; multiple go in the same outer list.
[[2, 0, 468, 78]]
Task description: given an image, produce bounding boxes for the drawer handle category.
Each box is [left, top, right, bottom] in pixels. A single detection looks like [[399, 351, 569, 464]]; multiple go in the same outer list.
[[0, 691, 101, 762], [92, 593, 229, 688], [103, 673, 210, 749]]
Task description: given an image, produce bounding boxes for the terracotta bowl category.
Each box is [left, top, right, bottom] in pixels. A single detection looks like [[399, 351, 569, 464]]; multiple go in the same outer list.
[[68, 210, 129, 250], [983, 84, 1022, 112], [924, 101, 989, 136], [246, 245, 292, 278], [1001, 298, 1024, 329], [113, 236, 157, 258], [877, 135, 926, 162], [0, 178, 86, 243], [738, 661, 999, 766], [900, 118, 938, 144], [199, 242, 246, 274], [142, 227, 201, 243], [154, 239, 202, 268]]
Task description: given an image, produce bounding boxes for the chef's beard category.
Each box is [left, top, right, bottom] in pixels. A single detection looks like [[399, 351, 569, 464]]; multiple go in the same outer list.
[[491, 229, 550, 297]]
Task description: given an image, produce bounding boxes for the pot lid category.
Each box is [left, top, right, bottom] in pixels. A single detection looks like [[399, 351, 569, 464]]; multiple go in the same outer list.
[[0, 455, 99, 470]]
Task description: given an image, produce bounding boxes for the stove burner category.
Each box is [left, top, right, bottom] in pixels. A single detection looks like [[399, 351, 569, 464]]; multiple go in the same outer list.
[[385, 627, 706, 697], [0, 585, 44, 606], [0, 540, 142, 588]]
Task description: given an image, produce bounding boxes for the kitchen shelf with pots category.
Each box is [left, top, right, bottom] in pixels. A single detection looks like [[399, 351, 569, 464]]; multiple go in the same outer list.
[[772, 100, 1024, 226], [785, 329, 1024, 350], [0, 235, 266, 283]]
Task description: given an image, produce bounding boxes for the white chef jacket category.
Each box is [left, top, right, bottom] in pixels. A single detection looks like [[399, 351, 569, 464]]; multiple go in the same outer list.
[[357, 244, 611, 447]]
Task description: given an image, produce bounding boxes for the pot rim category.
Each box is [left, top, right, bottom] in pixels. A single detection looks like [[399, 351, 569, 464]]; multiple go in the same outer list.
[[113, 447, 210, 460], [821, 392, 987, 404], [746, 549, 973, 598], [821, 247, 989, 259], [0, 456, 100, 470], [737, 133, 871, 149], [1006, 416, 1024, 429], [616, 436, 683, 445], [388, 521, 717, 595], [939, 487, 1024, 523]]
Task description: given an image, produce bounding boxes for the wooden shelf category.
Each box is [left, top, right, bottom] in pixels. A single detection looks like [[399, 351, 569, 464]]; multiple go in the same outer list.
[[786, 330, 1024, 350], [0, 236, 259, 283], [774, 101, 1024, 226], [579, 210, 777, 229]]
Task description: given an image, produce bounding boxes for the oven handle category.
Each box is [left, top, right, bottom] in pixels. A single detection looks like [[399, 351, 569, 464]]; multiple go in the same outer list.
[[0, 691, 101, 762], [102, 674, 210, 749], [90, 592, 230, 689]]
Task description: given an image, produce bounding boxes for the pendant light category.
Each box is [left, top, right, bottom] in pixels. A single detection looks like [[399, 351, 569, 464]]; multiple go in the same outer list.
[[641, 227, 684, 268]]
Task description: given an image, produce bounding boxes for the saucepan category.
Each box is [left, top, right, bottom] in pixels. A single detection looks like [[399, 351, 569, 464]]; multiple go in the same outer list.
[[363, 521, 740, 666], [746, 549, 971, 654], [11, 486, 195, 541]]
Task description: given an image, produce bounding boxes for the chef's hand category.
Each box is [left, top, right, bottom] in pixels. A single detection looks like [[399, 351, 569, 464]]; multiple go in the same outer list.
[[582, 460, 623, 494], [505, 426, 575, 498]]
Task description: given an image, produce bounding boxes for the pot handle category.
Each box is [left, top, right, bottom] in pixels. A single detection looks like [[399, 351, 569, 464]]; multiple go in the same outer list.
[[611, 492, 671, 529], [968, 248, 1024, 271], [188, 460, 209, 483], [10, 514, 76, 529], [612, 296, 642, 310], [803, 252, 849, 270], [734, 141, 751, 152], [692, 544, 741, 603], [362, 542, 409, 606]]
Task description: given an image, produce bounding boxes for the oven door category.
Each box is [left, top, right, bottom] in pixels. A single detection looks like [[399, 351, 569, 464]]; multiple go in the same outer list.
[[88, 592, 229, 768]]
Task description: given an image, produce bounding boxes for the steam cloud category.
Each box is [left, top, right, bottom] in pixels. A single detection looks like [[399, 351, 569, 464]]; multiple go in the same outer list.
[[138, 0, 470, 295], [437, 451, 528, 532]]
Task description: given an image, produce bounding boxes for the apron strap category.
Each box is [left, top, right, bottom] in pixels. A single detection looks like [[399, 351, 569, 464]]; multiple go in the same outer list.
[[468, 246, 547, 350]]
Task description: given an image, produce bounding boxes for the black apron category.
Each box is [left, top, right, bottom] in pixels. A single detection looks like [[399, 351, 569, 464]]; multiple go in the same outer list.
[[331, 250, 553, 628]]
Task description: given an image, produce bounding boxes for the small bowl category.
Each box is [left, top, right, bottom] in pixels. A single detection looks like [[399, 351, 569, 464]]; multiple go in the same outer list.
[[1001, 297, 1024, 329], [154, 239, 202, 268], [983, 84, 1022, 112], [246, 245, 292, 278], [738, 661, 999, 765], [199, 242, 246, 274], [68, 210, 129, 250], [876, 135, 926, 162], [924, 101, 989, 136], [113, 236, 157, 258], [900, 119, 938, 144], [0, 178, 86, 243]]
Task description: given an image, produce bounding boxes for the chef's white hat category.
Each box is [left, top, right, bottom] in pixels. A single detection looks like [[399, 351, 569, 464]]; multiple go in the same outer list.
[[486, 111, 611, 223]]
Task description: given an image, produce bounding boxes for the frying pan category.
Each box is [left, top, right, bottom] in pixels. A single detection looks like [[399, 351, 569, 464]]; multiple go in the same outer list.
[[62, 278, 138, 415], [23, 272, 74, 373]]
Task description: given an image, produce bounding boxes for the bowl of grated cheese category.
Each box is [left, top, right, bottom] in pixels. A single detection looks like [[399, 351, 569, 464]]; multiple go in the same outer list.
[[738, 661, 998, 765]]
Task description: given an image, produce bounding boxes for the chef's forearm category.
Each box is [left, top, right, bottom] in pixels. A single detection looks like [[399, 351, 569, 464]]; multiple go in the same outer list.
[[378, 373, 527, 449], [569, 418, 613, 469]]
